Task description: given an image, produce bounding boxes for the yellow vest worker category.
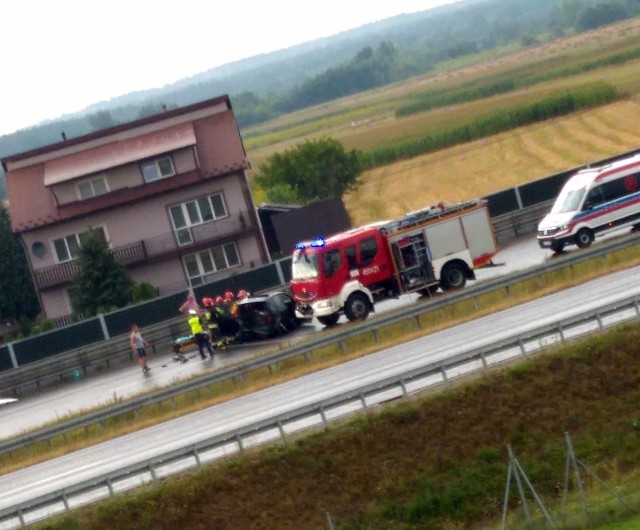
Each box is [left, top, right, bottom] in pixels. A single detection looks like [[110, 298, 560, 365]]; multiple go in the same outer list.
[[188, 314, 204, 334], [187, 309, 214, 360]]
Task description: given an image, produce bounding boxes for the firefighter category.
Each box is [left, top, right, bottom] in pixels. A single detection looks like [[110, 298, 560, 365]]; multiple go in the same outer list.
[[223, 290, 235, 316], [214, 295, 235, 344], [202, 296, 225, 350], [231, 289, 249, 318], [237, 289, 249, 300], [219, 290, 240, 339], [188, 309, 215, 360]]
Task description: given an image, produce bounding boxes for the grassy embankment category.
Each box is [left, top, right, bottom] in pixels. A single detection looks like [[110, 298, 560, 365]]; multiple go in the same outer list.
[[12, 20, 640, 529]]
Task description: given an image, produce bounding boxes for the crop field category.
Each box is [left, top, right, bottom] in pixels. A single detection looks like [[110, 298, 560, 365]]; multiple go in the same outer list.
[[244, 19, 640, 226]]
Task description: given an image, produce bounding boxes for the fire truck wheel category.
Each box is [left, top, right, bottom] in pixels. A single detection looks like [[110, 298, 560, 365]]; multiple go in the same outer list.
[[345, 293, 370, 322], [318, 314, 340, 327], [440, 262, 467, 291], [575, 228, 593, 248]]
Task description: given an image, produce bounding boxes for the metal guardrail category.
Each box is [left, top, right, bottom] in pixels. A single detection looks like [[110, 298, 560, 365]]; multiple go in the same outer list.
[[2, 291, 639, 528], [0, 317, 185, 396], [2, 229, 639, 457], [492, 200, 554, 244]]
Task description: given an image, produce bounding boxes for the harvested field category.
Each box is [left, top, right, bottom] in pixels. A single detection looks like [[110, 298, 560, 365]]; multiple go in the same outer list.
[[344, 97, 640, 225]]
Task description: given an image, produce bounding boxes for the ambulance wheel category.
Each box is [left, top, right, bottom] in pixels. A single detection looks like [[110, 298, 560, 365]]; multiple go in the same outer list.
[[318, 314, 340, 327], [550, 241, 565, 253], [345, 293, 370, 322], [440, 262, 467, 291], [575, 228, 593, 248]]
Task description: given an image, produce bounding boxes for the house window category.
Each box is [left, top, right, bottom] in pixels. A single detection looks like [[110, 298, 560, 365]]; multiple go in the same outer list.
[[141, 156, 175, 182], [52, 226, 107, 263], [169, 193, 228, 245], [65, 287, 77, 313], [183, 242, 240, 285], [77, 176, 108, 200]]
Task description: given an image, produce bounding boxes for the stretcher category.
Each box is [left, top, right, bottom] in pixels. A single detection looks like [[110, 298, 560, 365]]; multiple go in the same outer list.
[[171, 331, 235, 363], [171, 334, 204, 362]]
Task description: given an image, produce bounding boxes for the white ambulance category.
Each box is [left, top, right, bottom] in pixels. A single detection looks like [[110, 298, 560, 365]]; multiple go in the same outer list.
[[537, 154, 640, 252]]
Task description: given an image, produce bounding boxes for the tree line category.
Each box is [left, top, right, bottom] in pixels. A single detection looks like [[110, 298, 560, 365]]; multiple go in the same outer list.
[[232, 0, 640, 127]]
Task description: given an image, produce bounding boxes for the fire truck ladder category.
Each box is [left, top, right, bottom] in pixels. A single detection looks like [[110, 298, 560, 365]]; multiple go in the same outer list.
[[390, 199, 484, 233]]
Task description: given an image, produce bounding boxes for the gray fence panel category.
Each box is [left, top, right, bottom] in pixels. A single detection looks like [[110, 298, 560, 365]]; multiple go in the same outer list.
[[519, 170, 571, 207], [484, 188, 519, 217], [104, 292, 187, 337], [12, 319, 104, 366], [0, 345, 12, 373]]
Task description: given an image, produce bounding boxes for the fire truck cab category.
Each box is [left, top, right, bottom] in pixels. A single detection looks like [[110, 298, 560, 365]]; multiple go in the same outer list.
[[291, 225, 396, 327]]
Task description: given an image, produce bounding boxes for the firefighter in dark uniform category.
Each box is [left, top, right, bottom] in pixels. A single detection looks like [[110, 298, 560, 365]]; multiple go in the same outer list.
[[202, 296, 225, 350]]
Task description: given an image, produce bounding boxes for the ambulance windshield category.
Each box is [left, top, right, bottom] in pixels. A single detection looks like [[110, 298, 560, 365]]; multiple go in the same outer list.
[[292, 249, 320, 280], [550, 171, 593, 214], [551, 187, 586, 213]]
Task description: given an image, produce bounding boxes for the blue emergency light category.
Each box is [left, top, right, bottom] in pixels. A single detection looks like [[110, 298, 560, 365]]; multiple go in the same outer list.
[[295, 237, 326, 250]]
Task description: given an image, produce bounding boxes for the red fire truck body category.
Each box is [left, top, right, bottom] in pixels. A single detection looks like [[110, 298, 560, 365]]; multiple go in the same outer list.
[[290, 199, 498, 326]]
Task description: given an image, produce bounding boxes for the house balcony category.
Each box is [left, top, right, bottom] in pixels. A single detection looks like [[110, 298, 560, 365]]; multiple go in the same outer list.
[[32, 211, 254, 290]]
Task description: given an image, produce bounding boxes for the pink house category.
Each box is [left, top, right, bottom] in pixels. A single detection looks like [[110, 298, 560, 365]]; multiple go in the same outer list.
[[2, 95, 270, 325]]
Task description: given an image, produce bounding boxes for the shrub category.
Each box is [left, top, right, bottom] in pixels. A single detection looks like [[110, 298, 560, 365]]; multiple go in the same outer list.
[[131, 282, 158, 304]]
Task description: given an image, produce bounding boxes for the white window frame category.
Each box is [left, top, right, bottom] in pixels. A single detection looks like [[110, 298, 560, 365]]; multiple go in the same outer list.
[[76, 175, 109, 200], [141, 156, 175, 183], [169, 193, 228, 246], [182, 242, 240, 286], [65, 287, 77, 314], [51, 226, 108, 263]]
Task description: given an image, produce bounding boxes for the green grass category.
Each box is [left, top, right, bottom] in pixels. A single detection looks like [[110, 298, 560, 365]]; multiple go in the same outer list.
[[595, 514, 640, 529]]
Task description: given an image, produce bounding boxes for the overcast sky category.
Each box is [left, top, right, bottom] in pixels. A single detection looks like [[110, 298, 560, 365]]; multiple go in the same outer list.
[[1, 0, 458, 136]]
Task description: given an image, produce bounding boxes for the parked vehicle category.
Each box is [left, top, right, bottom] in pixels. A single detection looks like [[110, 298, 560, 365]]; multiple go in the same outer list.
[[537, 154, 640, 252], [290, 199, 498, 326], [235, 292, 304, 341]]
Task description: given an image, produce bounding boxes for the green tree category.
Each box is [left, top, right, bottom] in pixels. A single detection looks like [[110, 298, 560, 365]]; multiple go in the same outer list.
[[577, 2, 628, 30], [71, 228, 133, 317], [88, 110, 117, 131], [255, 137, 363, 205], [0, 205, 40, 321]]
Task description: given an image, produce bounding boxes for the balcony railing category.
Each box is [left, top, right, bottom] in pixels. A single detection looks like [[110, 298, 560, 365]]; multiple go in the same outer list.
[[32, 211, 253, 290]]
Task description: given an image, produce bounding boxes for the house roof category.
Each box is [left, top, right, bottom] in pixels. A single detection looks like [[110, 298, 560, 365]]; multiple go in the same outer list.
[[257, 202, 301, 213], [1, 94, 231, 172], [43, 122, 196, 186]]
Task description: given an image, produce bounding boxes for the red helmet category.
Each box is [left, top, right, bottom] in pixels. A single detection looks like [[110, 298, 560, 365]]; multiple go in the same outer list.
[[202, 296, 213, 308], [224, 291, 234, 302], [215, 295, 224, 304], [237, 289, 248, 299]]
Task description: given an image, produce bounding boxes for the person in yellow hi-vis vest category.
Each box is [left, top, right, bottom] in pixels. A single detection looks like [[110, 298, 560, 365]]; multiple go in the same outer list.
[[188, 309, 215, 360]]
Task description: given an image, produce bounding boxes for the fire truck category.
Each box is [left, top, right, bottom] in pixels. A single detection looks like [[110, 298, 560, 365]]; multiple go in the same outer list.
[[290, 199, 498, 326]]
